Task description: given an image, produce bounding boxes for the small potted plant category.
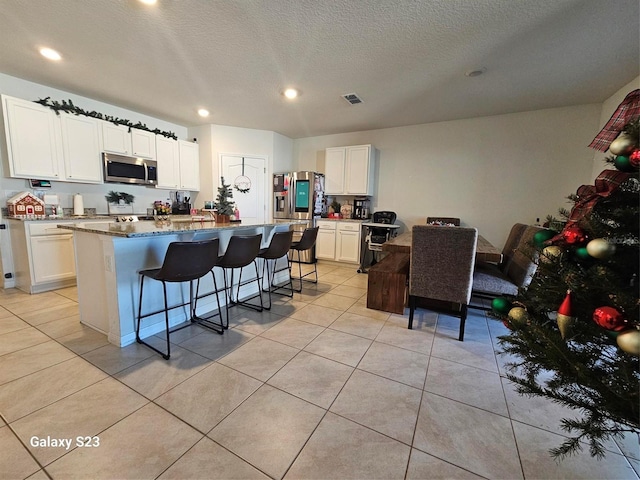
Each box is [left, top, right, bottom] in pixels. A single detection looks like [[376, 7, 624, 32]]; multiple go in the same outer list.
[[214, 177, 235, 223], [105, 191, 135, 214], [329, 199, 341, 218]]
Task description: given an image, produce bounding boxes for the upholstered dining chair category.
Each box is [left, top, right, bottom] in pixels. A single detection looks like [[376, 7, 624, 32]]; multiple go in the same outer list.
[[408, 225, 478, 341], [426, 216, 461, 226], [472, 224, 542, 306]]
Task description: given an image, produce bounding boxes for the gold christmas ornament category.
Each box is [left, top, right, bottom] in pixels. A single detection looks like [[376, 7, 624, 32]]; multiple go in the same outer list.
[[616, 329, 640, 355], [541, 245, 563, 263], [508, 307, 530, 325], [557, 314, 575, 339], [609, 133, 637, 156], [586, 238, 616, 259]]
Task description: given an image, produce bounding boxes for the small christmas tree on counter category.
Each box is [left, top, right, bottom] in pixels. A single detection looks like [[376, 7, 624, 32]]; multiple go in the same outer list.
[[214, 177, 235, 221], [496, 90, 639, 459]]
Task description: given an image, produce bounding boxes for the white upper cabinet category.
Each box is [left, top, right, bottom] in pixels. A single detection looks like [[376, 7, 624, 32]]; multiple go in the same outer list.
[[131, 129, 157, 159], [324, 144, 377, 196], [102, 122, 132, 155], [178, 140, 200, 191], [155, 135, 180, 189], [60, 113, 103, 183], [324, 148, 346, 194], [2, 95, 61, 180]]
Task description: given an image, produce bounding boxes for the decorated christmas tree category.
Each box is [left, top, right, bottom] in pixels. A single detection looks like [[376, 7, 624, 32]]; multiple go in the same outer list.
[[495, 90, 640, 459], [214, 177, 235, 216]]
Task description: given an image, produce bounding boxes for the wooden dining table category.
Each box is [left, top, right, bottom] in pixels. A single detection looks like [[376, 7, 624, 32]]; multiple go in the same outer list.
[[366, 230, 502, 314], [382, 231, 503, 263]]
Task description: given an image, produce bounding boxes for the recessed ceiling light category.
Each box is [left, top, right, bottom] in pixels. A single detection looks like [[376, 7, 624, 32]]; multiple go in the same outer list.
[[39, 47, 62, 61], [283, 88, 299, 100], [465, 68, 486, 77], [197, 108, 209, 117], [139, 0, 157, 5]]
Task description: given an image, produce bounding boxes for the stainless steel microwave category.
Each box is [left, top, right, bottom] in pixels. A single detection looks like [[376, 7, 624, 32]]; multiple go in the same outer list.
[[103, 153, 157, 186]]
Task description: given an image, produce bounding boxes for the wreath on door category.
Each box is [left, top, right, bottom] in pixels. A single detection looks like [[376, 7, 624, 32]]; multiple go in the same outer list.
[[233, 157, 252, 194]]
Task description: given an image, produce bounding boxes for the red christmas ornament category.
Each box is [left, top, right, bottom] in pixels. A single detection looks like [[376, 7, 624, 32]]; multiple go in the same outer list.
[[630, 149, 640, 167], [562, 226, 586, 245], [593, 306, 627, 331]]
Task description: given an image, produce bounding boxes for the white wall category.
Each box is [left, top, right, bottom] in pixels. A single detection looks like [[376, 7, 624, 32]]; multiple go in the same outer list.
[[293, 104, 602, 249], [590, 76, 640, 179], [189, 124, 294, 215]]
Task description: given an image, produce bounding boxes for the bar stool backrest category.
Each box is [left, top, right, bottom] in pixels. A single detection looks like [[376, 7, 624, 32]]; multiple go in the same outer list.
[[219, 234, 263, 268], [262, 230, 294, 259], [293, 227, 319, 251], [156, 238, 220, 282]]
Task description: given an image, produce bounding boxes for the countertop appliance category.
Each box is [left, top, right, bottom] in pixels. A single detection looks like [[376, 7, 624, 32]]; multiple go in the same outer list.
[[273, 171, 325, 263], [103, 153, 157, 186], [171, 191, 191, 215], [353, 197, 371, 220]]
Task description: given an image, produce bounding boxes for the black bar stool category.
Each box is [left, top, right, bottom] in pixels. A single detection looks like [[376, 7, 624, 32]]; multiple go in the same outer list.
[[258, 230, 294, 309], [215, 234, 263, 328], [289, 226, 319, 292], [136, 238, 222, 360]]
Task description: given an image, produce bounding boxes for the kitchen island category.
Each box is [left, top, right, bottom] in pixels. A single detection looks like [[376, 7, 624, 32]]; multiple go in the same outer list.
[[59, 219, 296, 347]]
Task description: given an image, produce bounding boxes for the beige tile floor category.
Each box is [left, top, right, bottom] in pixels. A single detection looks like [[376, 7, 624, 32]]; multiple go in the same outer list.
[[0, 262, 638, 479]]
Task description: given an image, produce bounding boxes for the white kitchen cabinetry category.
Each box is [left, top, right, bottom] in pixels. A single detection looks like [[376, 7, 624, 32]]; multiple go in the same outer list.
[[336, 222, 361, 263], [178, 140, 200, 191], [155, 139, 199, 191], [155, 135, 180, 189], [102, 122, 132, 155], [131, 129, 157, 159], [8, 219, 113, 294], [316, 220, 337, 260], [324, 148, 345, 195], [1, 95, 61, 180], [9, 220, 76, 294], [60, 113, 103, 183], [316, 220, 361, 263], [325, 144, 377, 196]]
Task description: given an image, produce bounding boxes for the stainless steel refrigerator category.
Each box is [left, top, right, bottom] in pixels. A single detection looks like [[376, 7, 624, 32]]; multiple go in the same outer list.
[[273, 171, 325, 263]]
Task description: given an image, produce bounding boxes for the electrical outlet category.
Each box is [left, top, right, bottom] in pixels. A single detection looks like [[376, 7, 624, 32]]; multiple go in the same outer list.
[[104, 255, 113, 272]]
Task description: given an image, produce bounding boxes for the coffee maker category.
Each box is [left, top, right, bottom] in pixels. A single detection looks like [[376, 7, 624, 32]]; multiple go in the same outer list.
[[353, 197, 370, 220]]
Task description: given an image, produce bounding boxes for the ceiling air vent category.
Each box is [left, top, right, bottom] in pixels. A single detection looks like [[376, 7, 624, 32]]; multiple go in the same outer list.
[[342, 93, 363, 105]]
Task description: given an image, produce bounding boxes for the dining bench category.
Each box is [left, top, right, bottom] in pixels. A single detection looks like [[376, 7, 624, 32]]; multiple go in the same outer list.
[[366, 252, 410, 314]]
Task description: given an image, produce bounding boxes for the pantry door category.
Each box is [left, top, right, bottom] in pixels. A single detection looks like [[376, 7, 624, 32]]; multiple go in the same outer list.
[[220, 154, 267, 224]]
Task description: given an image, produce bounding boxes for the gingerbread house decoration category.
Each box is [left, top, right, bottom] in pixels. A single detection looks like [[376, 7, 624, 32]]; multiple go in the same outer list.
[[7, 192, 46, 219]]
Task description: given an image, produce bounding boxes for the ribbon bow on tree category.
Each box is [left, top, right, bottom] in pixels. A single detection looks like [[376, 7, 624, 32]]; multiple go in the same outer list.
[[549, 169, 632, 244]]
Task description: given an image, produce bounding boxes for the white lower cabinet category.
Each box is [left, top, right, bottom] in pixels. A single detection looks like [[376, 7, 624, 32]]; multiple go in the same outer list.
[[316, 220, 361, 263], [316, 221, 337, 260], [30, 234, 76, 284], [8, 219, 111, 294], [336, 222, 361, 263]]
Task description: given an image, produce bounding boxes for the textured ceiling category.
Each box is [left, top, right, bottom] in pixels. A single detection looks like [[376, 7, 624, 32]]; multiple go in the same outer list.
[[0, 0, 638, 139]]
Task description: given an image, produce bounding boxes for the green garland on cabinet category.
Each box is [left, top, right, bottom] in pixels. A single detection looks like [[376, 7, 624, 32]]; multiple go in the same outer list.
[[34, 97, 178, 140]]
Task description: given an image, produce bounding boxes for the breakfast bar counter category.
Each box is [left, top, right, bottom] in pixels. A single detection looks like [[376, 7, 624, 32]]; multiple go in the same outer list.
[[59, 220, 297, 347]]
